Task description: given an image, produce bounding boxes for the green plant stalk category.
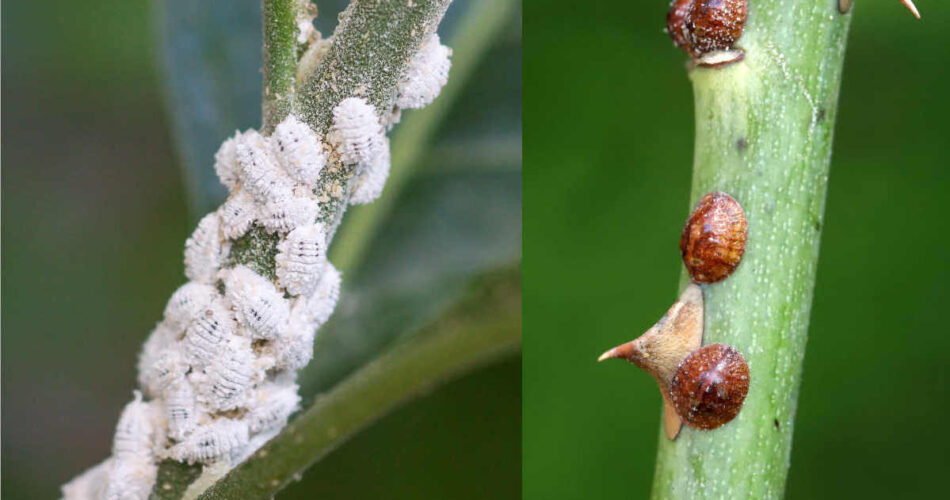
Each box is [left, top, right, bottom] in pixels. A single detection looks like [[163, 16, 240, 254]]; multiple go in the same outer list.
[[197, 269, 521, 499], [331, 0, 519, 274], [295, 0, 452, 133], [261, 0, 298, 133], [651, 2, 851, 499]]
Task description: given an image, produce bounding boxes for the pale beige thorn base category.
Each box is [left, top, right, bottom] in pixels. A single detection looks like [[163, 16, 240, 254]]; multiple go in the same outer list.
[[598, 283, 704, 440]]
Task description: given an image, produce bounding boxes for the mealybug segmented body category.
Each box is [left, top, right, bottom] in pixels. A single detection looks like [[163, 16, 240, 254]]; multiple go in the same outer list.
[[112, 392, 156, 461], [349, 135, 391, 205], [396, 33, 452, 110], [276, 223, 327, 296], [272, 114, 326, 187], [184, 213, 227, 283], [259, 195, 320, 233], [183, 299, 237, 366], [166, 418, 250, 464], [222, 266, 290, 339], [330, 97, 386, 167], [217, 190, 259, 239], [163, 282, 218, 331], [246, 383, 301, 433]]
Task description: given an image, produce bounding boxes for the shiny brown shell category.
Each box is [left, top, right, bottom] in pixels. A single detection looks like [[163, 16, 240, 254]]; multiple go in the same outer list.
[[687, 0, 748, 55], [666, 0, 696, 56], [680, 192, 747, 283], [670, 343, 749, 430]]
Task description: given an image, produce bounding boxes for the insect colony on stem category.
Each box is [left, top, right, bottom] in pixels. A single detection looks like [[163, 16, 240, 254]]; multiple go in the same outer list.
[[62, 30, 452, 500]]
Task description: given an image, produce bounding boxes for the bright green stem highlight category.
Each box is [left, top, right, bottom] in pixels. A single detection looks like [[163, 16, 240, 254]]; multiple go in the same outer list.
[[651, 2, 851, 499], [331, 0, 519, 273], [197, 270, 521, 500], [261, 0, 298, 133]]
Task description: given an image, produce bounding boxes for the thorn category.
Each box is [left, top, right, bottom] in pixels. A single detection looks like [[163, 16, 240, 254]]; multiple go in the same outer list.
[[597, 284, 705, 440], [598, 341, 637, 362], [900, 0, 921, 18]]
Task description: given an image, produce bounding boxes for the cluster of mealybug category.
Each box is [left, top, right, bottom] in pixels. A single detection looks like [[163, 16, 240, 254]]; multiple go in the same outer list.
[[63, 29, 452, 499]]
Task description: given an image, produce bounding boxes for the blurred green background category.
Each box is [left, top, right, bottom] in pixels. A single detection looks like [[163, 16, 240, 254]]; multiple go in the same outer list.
[[2, 0, 520, 498], [524, 1, 948, 499]]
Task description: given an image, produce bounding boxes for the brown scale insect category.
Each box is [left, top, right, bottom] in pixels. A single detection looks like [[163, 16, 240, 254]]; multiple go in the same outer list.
[[666, 0, 747, 58], [666, 0, 696, 57], [680, 192, 747, 283], [670, 343, 749, 430], [599, 286, 752, 438]]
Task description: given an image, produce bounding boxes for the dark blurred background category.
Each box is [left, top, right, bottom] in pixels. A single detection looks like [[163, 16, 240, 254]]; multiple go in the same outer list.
[[2, 0, 521, 498], [524, 1, 949, 499]]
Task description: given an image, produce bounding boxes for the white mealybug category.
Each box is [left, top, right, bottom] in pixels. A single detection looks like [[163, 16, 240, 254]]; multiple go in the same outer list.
[[276, 223, 327, 296], [137, 322, 176, 387], [163, 282, 218, 331], [329, 97, 386, 167], [246, 383, 301, 434], [276, 265, 342, 370], [396, 33, 452, 110], [217, 190, 258, 239], [198, 337, 257, 411], [62, 459, 111, 500], [237, 132, 295, 204], [213, 131, 242, 192], [183, 299, 237, 366], [274, 315, 317, 371], [349, 134, 391, 205], [272, 114, 326, 187], [112, 392, 156, 461], [222, 265, 290, 339], [166, 418, 250, 464], [164, 380, 198, 441], [102, 456, 157, 500], [296, 263, 342, 329], [184, 213, 228, 283], [138, 342, 188, 399], [259, 195, 320, 234]]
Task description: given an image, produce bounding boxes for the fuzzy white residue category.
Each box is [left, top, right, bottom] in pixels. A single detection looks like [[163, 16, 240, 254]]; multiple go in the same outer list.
[[396, 33, 452, 110], [63, 30, 453, 496]]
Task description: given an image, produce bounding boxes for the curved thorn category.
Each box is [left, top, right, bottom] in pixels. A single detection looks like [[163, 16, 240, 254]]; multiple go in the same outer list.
[[598, 341, 637, 362]]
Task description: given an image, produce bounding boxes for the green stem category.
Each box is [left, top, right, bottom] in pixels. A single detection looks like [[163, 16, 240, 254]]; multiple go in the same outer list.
[[331, 0, 519, 274], [261, 0, 298, 133], [651, 2, 851, 499], [295, 0, 453, 134], [197, 269, 521, 499]]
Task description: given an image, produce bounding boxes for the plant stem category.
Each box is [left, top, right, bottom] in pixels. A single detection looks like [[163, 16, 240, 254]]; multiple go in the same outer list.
[[295, 0, 452, 134], [197, 269, 521, 499], [261, 0, 298, 133], [331, 0, 519, 274], [651, 2, 851, 499]]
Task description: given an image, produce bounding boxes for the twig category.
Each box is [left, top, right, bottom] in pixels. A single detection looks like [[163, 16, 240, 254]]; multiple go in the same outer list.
[[650, 1, 852, 498]]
